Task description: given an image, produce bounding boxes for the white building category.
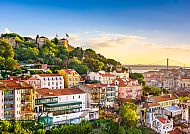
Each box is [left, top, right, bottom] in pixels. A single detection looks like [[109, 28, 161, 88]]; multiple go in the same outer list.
[[152, 117, 173, 134], [35, 88, 99, 125], [88, 71, 116, 84], [33, 74, 64, 89]]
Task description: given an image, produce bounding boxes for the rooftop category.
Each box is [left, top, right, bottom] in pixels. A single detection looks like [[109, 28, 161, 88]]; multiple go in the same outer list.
[[37, 74, 62, 77], [36, 88, 85, 97], [157, 117, 169, 124], [0, 80, 33, 89], [143, 102, 160, 108], [153, 94, 178, 102], [164, 106, 181, 112], [175, 91, 190, 97]]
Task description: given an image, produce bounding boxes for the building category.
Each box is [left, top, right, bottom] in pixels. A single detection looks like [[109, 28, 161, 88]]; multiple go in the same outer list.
[[88, 71, 116, 84], [58, 69, 80, 88], [143, 71, 162, 87], [141, 94, 189, 129], [152, 117, 173, 134], [32, 74, 64, 89], [112, 70, 129, 79], [80, 83, 118, 108], [113, 78, 142, 99], [0, 80, 35, 120], [9, 75, 41, 89], [36, 36, 48, 48], [35, 88, 98, 125]]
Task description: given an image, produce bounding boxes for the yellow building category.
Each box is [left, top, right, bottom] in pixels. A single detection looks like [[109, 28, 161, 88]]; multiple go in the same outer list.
[[58, 69, 80, 88]]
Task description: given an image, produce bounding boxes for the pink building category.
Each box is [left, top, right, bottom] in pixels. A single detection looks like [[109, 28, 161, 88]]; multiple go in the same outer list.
[[113, 78, 142, 99]]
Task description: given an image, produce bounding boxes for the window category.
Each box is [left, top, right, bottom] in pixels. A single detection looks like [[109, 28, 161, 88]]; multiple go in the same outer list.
[[73, 96, 74, 99], [52, 82, 54, 85], [78, 95, 80, 99]]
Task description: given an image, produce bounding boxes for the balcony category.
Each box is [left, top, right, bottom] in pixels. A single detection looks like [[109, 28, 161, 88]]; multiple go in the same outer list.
[[4, 114, 14, 118], [35, 97, 58, 105], [4, 94, 14, 97], [4, 100, 14, 104], [4, 107, 14, 110]]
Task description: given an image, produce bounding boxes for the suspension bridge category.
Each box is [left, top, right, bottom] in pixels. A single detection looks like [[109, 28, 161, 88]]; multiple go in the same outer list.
[[123, 58, 190, 73]]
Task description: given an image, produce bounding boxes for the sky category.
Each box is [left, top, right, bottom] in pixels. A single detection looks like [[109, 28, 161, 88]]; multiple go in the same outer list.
[[0, 0, 190, 66]]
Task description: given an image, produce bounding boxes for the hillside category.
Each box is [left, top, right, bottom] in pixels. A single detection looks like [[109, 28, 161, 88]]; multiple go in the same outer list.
[[0, 33, 123, 74]]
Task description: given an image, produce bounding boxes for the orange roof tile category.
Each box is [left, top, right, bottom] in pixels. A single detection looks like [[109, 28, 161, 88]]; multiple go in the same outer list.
[[36, 88, 84, 97], [143, 102, 160, 108], [153, 94, 178, 102], [0, 80, 33, 89], [37, 74, 62, 77], [157, 117, 168, 124]]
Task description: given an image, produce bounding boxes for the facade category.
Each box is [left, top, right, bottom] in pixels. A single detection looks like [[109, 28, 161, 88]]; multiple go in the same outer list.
[[152, 117, 173, 134], [33, 74, 64, 89], [58, 69, 80, 88], [141, 94, 189, 131], [114, 78, 142, 99], [112, 70, 129, 79], [88, 71, 116, 84], [0, 80, 35, 120], [36, 36, 48, 48], [80, 83, 118, 108], [35, 88, 98, 125]]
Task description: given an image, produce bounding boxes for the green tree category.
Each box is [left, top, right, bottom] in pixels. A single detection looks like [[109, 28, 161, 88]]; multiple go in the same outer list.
[[126, 128, 142, 134], [6, 58, 18, 74], [120, 102, 138, 128], [15, 36, 23, 47], [118, 126, 126, 134], [0, 39, 15, 59]]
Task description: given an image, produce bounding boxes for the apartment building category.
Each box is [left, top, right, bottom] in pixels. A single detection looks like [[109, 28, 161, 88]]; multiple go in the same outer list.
[[152, 117, 173, 134], [58, 69, 80, 88], [88, 71, 116, 84], [0, 80, 35, 120], [32, 74, 64, 89], [80, 83, 118, 108], [35, 88, 98, 125], [113, 78, 142, 99]]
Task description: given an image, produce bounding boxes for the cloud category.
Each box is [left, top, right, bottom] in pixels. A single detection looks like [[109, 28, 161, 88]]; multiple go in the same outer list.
[[82, 33, 144, 49], [68, 34, 80, 41], [1, 28, 13, 34]]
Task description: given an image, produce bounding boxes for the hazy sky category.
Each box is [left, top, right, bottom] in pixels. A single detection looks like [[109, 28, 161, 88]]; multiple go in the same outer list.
[[1, 0, 190, 66]]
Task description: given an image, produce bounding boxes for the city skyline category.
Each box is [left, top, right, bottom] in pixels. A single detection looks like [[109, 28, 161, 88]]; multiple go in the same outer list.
[[1, 0, 190, 65]]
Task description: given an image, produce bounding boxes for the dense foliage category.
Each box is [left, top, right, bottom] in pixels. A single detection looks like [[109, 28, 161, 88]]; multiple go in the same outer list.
[[129, 73, 145, 86], [0, 33, 121, 74]]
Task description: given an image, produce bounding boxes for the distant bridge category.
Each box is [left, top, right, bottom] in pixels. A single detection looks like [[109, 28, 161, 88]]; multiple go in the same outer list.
[[123, 58, 190, 72]]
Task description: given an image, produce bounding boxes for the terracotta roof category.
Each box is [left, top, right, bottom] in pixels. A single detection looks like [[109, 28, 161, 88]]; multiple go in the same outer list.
[[168, 128, 182, 134], [9, 75, 35, 80], [0, 80, 33, 89], [153, 94, 178, 102], [114, 78, 132, 87], [175, 91, 190, 97], [157, 117, 168, 124], [99, 72, 115, 77], [118, 98, 134, 103], [36, 88, 85, 97], [143, 102, 160, 108], [37, 74, 62, 77], [64, 69, 78, 75]]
